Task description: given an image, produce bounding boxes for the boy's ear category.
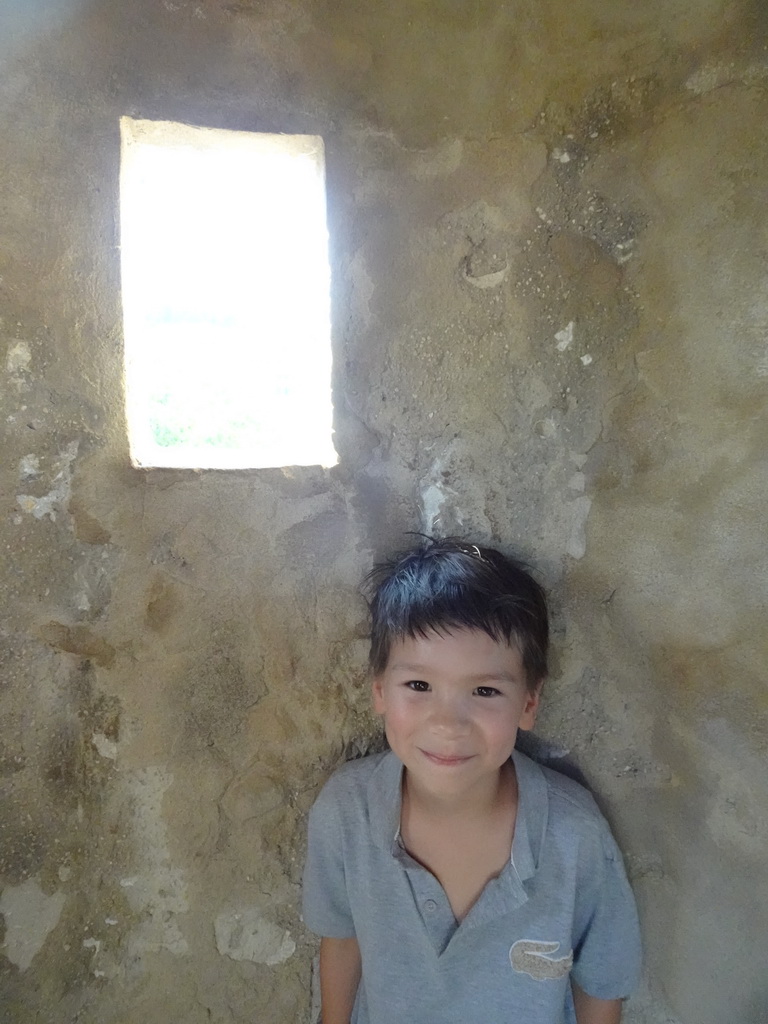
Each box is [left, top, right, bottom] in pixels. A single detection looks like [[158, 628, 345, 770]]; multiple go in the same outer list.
[[518, 681, 542, 731], [371, 676, 385, 715]]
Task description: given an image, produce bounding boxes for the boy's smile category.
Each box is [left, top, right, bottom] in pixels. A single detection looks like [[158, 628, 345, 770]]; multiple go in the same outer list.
[[372, 628, 540, 802]]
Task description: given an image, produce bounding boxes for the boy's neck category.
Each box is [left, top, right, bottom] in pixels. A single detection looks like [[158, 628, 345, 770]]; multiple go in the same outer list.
[[402, 761, 518, 822]]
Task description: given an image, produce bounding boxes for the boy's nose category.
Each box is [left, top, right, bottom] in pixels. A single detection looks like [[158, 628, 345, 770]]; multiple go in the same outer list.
[[428, 699, 471, 736]]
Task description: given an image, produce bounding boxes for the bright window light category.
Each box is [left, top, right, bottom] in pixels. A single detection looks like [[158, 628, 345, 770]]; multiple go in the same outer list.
[[119, 117, 336, 469]]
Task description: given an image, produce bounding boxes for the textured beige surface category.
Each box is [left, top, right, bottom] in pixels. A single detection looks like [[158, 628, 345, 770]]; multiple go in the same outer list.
[[1, 1, 767, 1021]]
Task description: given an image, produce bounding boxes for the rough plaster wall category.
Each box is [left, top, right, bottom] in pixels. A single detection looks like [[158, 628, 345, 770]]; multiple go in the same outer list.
[[1, 1, 766, 1022]]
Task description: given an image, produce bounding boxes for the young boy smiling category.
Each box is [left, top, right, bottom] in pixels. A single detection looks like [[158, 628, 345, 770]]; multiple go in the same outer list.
[[303, 539, 640, 1024]]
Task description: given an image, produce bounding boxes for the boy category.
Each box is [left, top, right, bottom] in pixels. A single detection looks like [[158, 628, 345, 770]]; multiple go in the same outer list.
[[303, 538, 640, 1024]]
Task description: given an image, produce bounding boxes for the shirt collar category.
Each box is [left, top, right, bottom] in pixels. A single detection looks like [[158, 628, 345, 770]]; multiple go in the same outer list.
[[367, 750, 405, 853], [366, 745, 550, 880], [509, 746, 549, 881]]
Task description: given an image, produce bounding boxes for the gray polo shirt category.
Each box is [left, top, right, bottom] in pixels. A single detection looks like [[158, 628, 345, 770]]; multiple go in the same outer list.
[[303, 748, 641, 1024]]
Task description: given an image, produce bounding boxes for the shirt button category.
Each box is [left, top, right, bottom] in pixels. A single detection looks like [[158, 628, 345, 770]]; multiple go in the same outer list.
[[424, 899, 437, 913]]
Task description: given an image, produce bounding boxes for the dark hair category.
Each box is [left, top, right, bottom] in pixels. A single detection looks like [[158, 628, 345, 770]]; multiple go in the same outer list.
[[365, 537, 549, 690]]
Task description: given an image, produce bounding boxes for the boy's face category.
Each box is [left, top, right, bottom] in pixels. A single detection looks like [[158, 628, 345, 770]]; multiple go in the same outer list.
[[372, 628, 540, 801]]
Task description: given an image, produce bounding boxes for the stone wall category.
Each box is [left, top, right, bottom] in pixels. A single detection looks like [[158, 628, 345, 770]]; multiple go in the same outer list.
[[1, 1, 766, 1021]]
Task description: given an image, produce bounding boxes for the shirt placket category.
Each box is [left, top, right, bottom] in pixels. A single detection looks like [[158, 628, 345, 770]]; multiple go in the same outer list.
[[393, 839, 458, 955]]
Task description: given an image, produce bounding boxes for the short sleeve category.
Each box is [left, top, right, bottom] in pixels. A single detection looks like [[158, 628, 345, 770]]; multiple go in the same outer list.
[[570, 826, 642, 1000], [302, 782, 357, 939]]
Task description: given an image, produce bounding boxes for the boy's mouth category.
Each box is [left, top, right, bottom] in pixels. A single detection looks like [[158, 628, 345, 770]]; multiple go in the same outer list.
[[420, 750, 474, 766]]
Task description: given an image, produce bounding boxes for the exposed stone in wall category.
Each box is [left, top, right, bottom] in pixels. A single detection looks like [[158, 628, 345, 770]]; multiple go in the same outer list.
[[0, 878, 67, 972], [1, 1, 767, 1022]]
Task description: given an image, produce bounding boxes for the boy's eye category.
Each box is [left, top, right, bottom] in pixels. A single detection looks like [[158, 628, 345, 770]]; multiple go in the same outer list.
[[405, 679, 430, 692], [474, 686, 502, 698]]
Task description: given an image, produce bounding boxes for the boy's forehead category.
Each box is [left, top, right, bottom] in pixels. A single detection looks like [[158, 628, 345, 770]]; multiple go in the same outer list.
[[385, 628, 524, 673]]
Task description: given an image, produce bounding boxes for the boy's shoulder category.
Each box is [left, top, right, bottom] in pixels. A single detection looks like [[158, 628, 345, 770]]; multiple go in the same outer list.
[[526, 754, 620, 859], [312, 750, 393, 810], [540, 760, 601, 816], [308, 751, 401, 852]]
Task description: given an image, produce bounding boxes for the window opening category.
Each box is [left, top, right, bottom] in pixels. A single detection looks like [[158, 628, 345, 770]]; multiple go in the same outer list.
[[119, 117, 336, 469]]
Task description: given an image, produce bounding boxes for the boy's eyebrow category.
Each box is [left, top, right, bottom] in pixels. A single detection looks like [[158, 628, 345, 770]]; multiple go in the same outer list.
[[387, 662, 522, 683]]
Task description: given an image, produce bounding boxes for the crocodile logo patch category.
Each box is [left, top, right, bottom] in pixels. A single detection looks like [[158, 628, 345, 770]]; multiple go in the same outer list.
[[510, 939, 573, 980]]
